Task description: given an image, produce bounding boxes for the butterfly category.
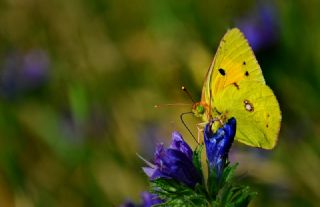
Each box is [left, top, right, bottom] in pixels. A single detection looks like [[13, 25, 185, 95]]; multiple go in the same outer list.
[[192, 28, 281, 149]]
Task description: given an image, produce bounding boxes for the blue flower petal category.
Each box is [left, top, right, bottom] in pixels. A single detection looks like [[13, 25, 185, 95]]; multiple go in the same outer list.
[[162, 149, 201, 187], [142, 131, 201, 188], [142, 167, 157, 177], [204, 118, 236, 177], [141, 192, 163, 207], [170, 131, 193, 160]]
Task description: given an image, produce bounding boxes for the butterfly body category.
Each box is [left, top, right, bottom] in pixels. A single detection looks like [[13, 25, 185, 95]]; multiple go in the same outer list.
[[193, 28, 281, 149]]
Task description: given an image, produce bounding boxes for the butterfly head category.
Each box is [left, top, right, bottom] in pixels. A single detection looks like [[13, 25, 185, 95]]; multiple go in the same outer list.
[[192, 102, 209, 121]]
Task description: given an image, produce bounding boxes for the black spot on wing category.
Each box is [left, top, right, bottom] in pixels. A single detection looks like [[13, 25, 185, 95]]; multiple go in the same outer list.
[[245, 71, 249, 76], [243, 61, 246, 65], [233, 82, 239, 90], [218, 68, 225, 76]]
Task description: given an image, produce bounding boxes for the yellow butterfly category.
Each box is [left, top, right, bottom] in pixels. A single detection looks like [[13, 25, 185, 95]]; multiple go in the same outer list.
[[192, 28, 281, 149]]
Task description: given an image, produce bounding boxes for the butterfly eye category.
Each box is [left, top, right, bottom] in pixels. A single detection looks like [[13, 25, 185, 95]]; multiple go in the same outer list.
[[196, 105, 205, 114]]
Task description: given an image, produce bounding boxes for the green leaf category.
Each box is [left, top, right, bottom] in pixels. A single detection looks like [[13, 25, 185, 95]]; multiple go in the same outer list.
[[213, 183, 256, 207], [232, 186, 257, 207], [221, 163, 238, 184], [150, 178, 208, 207], [193, 144, 204, 175], [207, 164, 219, 198], [206, 162, 256, 206]]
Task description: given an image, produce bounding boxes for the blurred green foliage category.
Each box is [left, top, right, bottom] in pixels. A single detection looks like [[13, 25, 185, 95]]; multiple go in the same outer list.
[[0, 0, 320, 206]]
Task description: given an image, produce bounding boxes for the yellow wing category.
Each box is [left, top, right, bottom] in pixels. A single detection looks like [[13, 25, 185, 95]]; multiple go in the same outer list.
[[202, 28, 265, 104], [193, 28, 281, 149], [214, 81, 281, 149]]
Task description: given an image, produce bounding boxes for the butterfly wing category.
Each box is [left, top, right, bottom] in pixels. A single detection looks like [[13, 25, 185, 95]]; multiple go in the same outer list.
[[201, 28, 265, 104], [197, 28, 281, 149], [214, 81, 281, 149]]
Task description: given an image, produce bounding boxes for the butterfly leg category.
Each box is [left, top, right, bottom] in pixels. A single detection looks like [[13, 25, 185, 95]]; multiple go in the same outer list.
[[196, 117, 225, 142], [196, 122, 207, 143]]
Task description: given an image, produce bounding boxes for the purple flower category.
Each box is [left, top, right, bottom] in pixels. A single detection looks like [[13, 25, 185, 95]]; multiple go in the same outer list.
[[0, 49, 49, 99], [120, 192, 162, 207], [204, 118, 236, 177], [169, 131, 193, 160], [142, 131, 201, 188], [141, 192, 163, 207], [22, 50, 49, 85]]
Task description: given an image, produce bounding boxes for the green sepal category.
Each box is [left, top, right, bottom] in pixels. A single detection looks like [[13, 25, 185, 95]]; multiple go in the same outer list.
[[212, 183, 257, 207], [193, 144, 204, 180], [207, 163, 256, 207], [221, 163, 238, 184], [207, 162, 238, 198], [207, 162, 219, 198], [150, 178, 208, 207]]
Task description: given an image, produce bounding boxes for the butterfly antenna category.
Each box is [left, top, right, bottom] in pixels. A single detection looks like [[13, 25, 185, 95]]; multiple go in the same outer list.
[[154, 103, 191, 108], [181, 86, 196, 103], [180, 112, 199, 144]]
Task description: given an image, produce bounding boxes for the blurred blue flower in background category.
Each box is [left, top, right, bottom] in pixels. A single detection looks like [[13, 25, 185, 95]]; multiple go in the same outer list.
[[0, 49, 49, 99], [204, 118, 236, 178], [120, 191, 162, 207], [140, 192, 163, 207], [139, 123, 164, 158], [236, 2, 279, 51], [143, 131, 201, 188], [22, 50, 49, 86]]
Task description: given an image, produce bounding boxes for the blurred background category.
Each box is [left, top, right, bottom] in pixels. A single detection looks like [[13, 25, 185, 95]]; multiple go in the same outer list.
[[0, 0, 320, 206]]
